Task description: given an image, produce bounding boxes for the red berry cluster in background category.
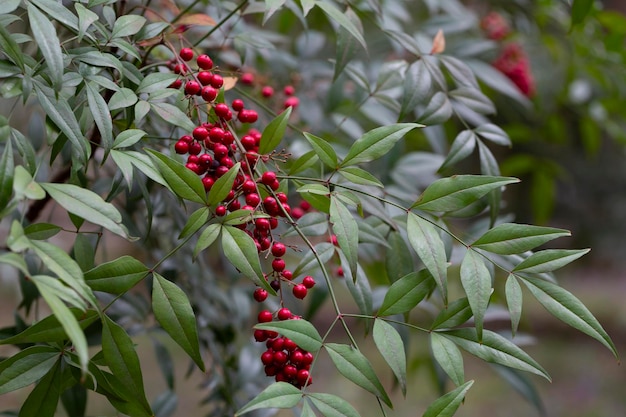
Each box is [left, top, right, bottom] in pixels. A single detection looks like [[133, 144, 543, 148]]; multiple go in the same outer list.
[[480, 13, 535, 98], [480, 11, 510, 41], [492, 42, 535, 97], [166, 46, 315, 389]]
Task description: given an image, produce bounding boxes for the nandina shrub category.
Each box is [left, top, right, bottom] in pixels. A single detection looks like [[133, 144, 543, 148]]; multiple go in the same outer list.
[[0, 1, 618, 417]]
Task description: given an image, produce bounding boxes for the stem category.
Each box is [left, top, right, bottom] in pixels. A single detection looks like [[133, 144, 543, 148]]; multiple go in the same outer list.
[[193, 1, 249, 47]]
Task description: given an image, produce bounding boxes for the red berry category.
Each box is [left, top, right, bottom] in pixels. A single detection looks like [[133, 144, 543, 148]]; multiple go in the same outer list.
[[179, 47, 194, 61], [277, 307, 291, 321], [184, 80, 201, 95], [173, 63, 187, 75], [197, 54, 213, 70], [284, 85, 295, 96], [293, 284, 307, 299], [201, 86, 218, 102], [220, 156, 234, 168], [238, 109, 258, 123], [302, 276, 316, 289], [185, 162, 201, 174], [290, 350, 303, 365], [242, 180, 256, 194], [330, 234, 339, 246], [283, 364, 297, 379], [213, 143, 229, 159], [199, 153, 213, 166], [241, 135, 256, 150], [215, 165, 229, 178], [336, 266, 344, 277], [284, 96, 299, 108], [271, 242, 286, 257], [276, 192, 288, 203], [261, 171, 277, 185], [261, 86, 274, 97], [302, 352, 314, 365], [209, 127, 226, 143], [197, 71, 212, 85], [214, 103, 230, 118], [253, 288, 268, 302], [174, 139, 189, 154], [283, 338, 297, 351], [273, 351, 288, 365], [271, 338, 285, 351], [255, 218, 271, 231], [264, 365, 278, 376], [261, 350, 274, 365], [210, 73, 224, 89], [169, 79, 183, 89], [281, 269, 293, 280], [231, 99, 245, 112], [192, 126, 209, 141], [291, 207, 304, 219], [258, 310, 273, 323], [269, 217, 278, 229], [202, 176, 215, 191], [297, 369, 310, 385], [245, 193, 261, 207], [254, 330, 268, 342], [240, 72, 254, 85], [272, 258, 286, 272], [188, 141, 202, 155]]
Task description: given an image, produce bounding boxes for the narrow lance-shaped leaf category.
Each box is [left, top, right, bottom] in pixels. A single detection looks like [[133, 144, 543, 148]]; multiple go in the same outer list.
[[330, 196, 358, 281], [513, 249, 590, 273], [193, 223, 221, 258], [0, 140, 14, 211], [308, 393, 362, 417], [439, 328, 551, 380], [41, 183, 131, 239], [179, 206, 210, 239], [17, 358, 62, 417], [304, 132, 338, 168], [221, 225, 274, 294], [258, 106, 292, 155], [378, 269, 436, 316], [235, 382, 302, 416], [338, 166, 384, 187], [0, 346, 60, 395], [146, 149, 207, 204], [341, 123, 422, 167], [150, 102, 196, 132], [0, 24, 25, 70], [314, 0, 366, 49], [439, 130, 476, 171], [254, 319, 323, 353], [84, 255, 148, 294], [422, 380, 474, 417], [27, 3, 64, 89], [430, 332, 464, 387], [399, 60, 431, 121], [111, 14, 146, 38], [152, 273, 205, 371], [207, 162, 241, 206], [85, 81, 113, 151], [505, 274, 523, 337], [520, 275, 618, 358], [373, 319, 407, 396], [325, 343, 392, 408], [406, 212, 448, 304], [431, 297, 472, 330], [472, 223, 571, 255], [102, 315, 153, 415], [418, 92, 452, 125], [333, 7, 364, 81], [460, 249, 492, 341], [412, 175, 519, 212]]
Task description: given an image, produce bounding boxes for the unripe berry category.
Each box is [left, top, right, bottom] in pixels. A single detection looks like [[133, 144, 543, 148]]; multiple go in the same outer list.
[[277, 307, 291, 321], [258, 310, 273, 323], [179, 47, 194, 61], [196, 54, 213, 70], [293, 284, 307, 299]]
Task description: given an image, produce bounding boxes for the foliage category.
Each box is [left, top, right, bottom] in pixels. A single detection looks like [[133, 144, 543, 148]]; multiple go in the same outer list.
[[0, 1, 618, 417]]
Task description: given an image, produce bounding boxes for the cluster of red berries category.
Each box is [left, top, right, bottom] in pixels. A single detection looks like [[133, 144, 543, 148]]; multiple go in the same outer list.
[[479, 13, 535, 98], [166, 47, 316, 388], [238, 71, 300, 110]]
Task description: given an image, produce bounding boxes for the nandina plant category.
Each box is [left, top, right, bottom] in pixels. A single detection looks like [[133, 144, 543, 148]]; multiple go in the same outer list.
[[0, 1, 618, 417]]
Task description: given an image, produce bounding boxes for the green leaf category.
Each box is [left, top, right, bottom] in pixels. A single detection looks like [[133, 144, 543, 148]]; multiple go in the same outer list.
[[61, 383, 87, 417], [0, 0, 20, 14], [0, 24, 24, 71], [373, 319, 407, 395], [137, 73, 179, 94], [412, 175, 519, 212], [474, 123, 511, 147], [472, 223, 571, 255], [406, 212, 448, 303], [0, 309, 99, 345], [430, 332, 464, 387], [255, 319, 323, 352], [207, 162, 241, 206], [75, 3, 98, 42], [304, 132, 338, 168], [179, 206, 210, 239], [24, 223, 62, 240], [325, 343, 392, 408], [41, 183, 131, 239], [84, 255, 149, 294], [18, 359, 62, 417], [146, 149, 207, 204], [85, 81, 113, 150], [109, 87, 138, 111], [27, 3, 64, 89], [0, 140, 14, 211], [263, 0, 287, 24], [34, 84, 90, 164], [422, 380, 473, 417], [221, 225, 273, 293], [460, 250, 491, 341], [431, 297, 473, 330], [13, 165, 45, 201], [343, 259, 373, 316], [102, 315, 153, 415], [520, 275, 618, 358], [330, 196, 358, 281], [258, 106, 292, 155], [341, 123, 422, 167], [297, 183, 331, 195], [439, 130, 476, 171], [505, 274, 523, 337], [513, 249, 590, 273], [235, 382, 302, 415], [111, 14, 146, 38], [113, 129, 146, 149], [399, 60, 431, 120], [289, 150, 319, 175], [193, 223, 221, 258], [332, 7, 363, 82], [293, 242, 336, 276], [0, 252, 29, 276], [385, 231, 413, 283], [417, 92, 452, 125], [0, 346, 60, 395], [378, 270, 436, 316], [308, 393, 362, 417], [150, 102, 196, 132], [571, 0, 594, 28], [35, 282, 89, 371], [314, 0, 366, 49], [449, 87, 495, 115], [111, 149, 167, 187], [152, 273, 205, 371], [439, 328, 550, 380], [338, 166, 383, 187]]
